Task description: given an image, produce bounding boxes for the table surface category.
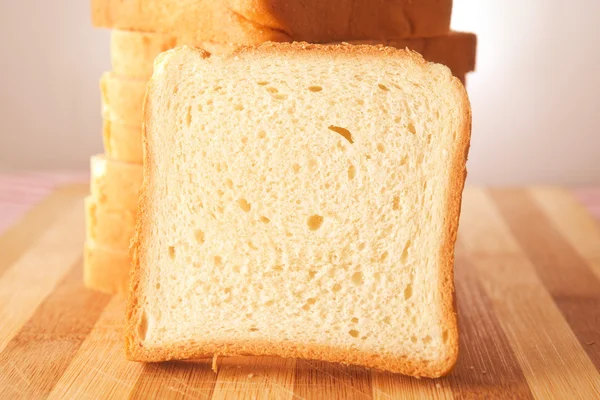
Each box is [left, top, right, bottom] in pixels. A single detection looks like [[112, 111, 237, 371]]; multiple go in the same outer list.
[[0, 182, 599, 399]]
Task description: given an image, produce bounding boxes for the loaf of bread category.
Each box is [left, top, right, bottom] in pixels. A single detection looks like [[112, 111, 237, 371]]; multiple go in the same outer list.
[[111, 30, 475, 82], [84, 241, 130, 294], [102, 120, 143, 164], [126, 43, 471, 377], [93, 0, 452, 45], [90, 155, 143, 212], [85, 196, 135, 251]]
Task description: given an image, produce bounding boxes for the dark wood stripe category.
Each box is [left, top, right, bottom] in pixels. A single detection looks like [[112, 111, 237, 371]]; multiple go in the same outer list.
[[294, 360, 373, 399], [0, 184, 88, 278], [0, 260, 110, 398], [491, 189, 600, 369], [444, 250, 534, 400], [129, 361, 217, 400]]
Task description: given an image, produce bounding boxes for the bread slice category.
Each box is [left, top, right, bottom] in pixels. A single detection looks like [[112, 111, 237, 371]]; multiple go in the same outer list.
[[84, 241, 130, 294], [90, 155, 142, 212], [111, 30, 240, 79], [100, 72, 147, 126], [103, 120, 143, 164], [85, 196, 136, 251], [92, 0, 452, 45], [111, 30, 476, 82], [126, 43, 471, 378]]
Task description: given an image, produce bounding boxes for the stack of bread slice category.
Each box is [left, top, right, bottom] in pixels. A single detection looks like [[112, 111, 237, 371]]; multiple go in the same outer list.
[[86, 0, 477, 294]]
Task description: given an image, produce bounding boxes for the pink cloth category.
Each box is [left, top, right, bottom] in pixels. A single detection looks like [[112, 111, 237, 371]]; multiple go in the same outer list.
[[0, 172, 88, 233], [0, 173, 598, 235]]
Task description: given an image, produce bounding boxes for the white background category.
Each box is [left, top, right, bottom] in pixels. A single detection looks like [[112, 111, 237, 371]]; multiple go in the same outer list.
[[0, 0, 599, 185]]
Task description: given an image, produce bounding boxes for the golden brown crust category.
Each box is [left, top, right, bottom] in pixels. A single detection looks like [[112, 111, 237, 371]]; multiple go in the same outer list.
[[92, 0, 451, 44], [126, 43, 471, 378]]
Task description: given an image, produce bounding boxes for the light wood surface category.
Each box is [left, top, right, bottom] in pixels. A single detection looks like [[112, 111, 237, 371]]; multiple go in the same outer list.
[[0, 184, 599, 399]]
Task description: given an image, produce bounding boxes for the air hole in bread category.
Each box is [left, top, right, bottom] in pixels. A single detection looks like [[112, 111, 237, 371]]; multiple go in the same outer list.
[[358, 242, 365, 251], [401, 240, 412, 263], [423, 336, 432, 345], [292, 164, 301, 174], [238, 198, 251, 212], [266, 87, 278, 93], [273, 94, 288, 100], [351, 271, 364, 286], [308, 270, 317, 279], [347, 165, 356, 180], [328, 126, 353, 144], [351, 317, 359, 324], [357, 99, 364, 105], [194, 230, 205, 245], [404, 284, 413, 300], [383, 316, 391, 325], [258, 131, 266, 139], [332, 283, 341, 293], [380, 251, 388, 261], [137, 312, 149, 341], [257, 81, 268, 86], [349, 330, 359, 338], [377, 143, 385, 153], [214, 256, 222, 266], [407, 122, 416, 135], [260, 216, 270, 224], [308, 159, 318, 170], [378, 84, 389, 91], [213, 86, 222, 92], [394, 116, 401, 124], [442, 330, 449, 343], [307, 215, 324, 230], [308, 86, 323, 92], [411, 335, 417, 344], [185, 106, 192, 127], [249, 327, 259, 332], [168, 246, 175, 261], [225, 179, 233, 189], [234, 104, 244, 111], [392, 196, 400, 211]]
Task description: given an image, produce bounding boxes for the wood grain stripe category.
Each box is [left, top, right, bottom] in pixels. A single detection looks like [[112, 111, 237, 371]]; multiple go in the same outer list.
[[447, 248, 534, 400], [0, 263, 110, 398], [0, 184, 88, 278], [530, 187, 600, 281], [211, 357, 296, 400], [48, 297, 144, 400], [461, 189, 600, 399], [0, 205, 85, 354], [371, 372, 453, 399], [129, 361, 216, 400], [491, 189, 600, 369], [294, 360, 372, 400]]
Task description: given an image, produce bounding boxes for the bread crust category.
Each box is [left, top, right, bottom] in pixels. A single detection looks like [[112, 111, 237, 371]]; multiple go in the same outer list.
[[91, 0, 451, 44], [126, 43, 471, 378], [111, 29, 475, 81]]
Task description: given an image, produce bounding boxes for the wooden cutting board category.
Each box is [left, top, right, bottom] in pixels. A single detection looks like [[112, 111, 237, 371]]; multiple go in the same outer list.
[[0, 185, 599, 399]]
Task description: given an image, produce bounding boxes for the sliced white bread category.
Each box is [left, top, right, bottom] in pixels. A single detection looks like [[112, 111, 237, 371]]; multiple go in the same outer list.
[[100, 72, 147, 125], [111, 30, 238, 79], [103, 120, 143, 164], [84, 241, 130, 294], [90, 154, 143, 212], [126, 44, 471, 377], [110, 30, 475, 82], [85, 196, 136, 251], [93, 0, 452, 45]]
